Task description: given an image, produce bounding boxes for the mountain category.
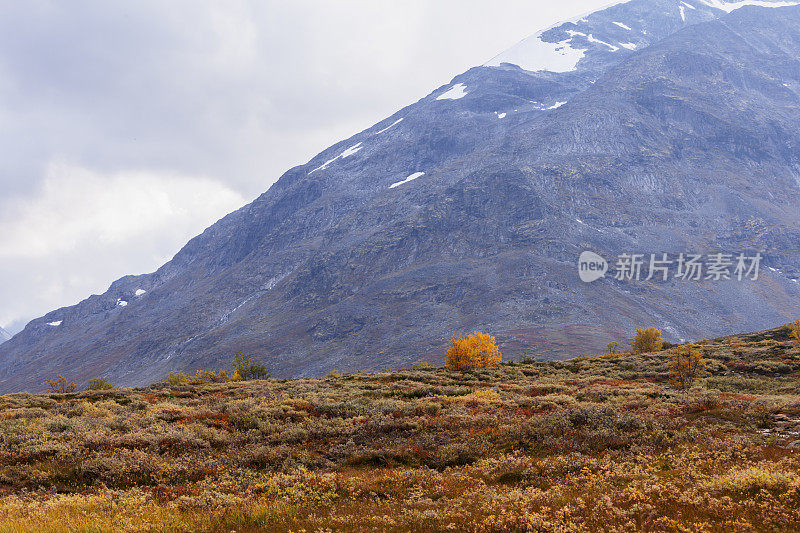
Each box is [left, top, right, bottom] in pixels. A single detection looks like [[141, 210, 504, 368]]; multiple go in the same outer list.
[[0, 327, 10, 344], [3, 0, 800, 392]]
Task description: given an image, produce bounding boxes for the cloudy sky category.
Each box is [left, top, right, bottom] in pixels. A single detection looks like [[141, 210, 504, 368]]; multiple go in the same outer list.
[[0, 0, 613, 334]]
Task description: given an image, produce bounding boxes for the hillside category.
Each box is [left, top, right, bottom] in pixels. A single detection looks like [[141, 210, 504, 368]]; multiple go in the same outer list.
[[4, 0, 800, 392], [0, 325, 799, 531]]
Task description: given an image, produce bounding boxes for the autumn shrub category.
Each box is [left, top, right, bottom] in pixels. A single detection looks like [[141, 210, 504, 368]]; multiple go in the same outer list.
[[704, 466, 797, 494], [229, 411, 262, 432], [44, 375, 76, 394], [232, 352, 270, 380], [15, 407, 49, 419], [459, 389, 501, 405], [670, 344, 704, 390], [787, 319, 800, 343], [631, 327, 663, 354], [187, 370, 236, 385], [87, 377, 114, 390], [514, 406, 650, 454], [523, 383, 567, 396], [78, 449, 164, 488], [315, 401, 362, 419], [165, 369, 236, 386], [243, 445, 284, 470], [107, 416, 133, 433], [43, 415, 72, 433], [166, 372, 188, 386], [446, 331, 502, 370]]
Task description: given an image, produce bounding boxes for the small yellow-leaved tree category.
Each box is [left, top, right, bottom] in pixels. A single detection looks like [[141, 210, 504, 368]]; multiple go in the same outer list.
[[446, 331, 501, 370], [233, 352, 270, 380], [787, 320, 800, 344], [632, 327, 663, 354], [44, 375, 76, 394], [670, 344, 704, 390]]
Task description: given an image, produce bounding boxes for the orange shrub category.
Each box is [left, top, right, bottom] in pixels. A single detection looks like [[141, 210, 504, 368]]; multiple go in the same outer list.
[[44, 375, 76, 394], [188, 369, 237, 385], [787, 320, 800, 344], [631, 327, 663, 354], [670, 344, 703, 390], [446, 331, 501, 370]]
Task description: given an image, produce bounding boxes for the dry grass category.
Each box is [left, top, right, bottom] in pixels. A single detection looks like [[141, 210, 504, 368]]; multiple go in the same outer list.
[[1, 326, 799, 531]]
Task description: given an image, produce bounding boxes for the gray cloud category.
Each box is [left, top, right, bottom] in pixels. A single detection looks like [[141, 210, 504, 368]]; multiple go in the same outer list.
[[0, 0, 611, 333]]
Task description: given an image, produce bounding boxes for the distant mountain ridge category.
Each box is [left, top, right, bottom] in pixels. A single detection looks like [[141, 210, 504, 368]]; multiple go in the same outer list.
[[2, 0, 800, 392], [0, 328, 10, 344]]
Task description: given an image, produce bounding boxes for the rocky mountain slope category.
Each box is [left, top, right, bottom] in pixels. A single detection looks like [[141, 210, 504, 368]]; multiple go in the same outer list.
[[2, 0, 800, 391], [0, 328, 10, 345]]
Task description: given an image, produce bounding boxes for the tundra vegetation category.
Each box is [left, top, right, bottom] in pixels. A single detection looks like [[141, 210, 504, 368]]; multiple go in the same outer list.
[[1, 326, 800, 531]]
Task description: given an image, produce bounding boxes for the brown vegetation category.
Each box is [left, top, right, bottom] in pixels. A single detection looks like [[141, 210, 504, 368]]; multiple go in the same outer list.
[[1, 326, 799, 531]]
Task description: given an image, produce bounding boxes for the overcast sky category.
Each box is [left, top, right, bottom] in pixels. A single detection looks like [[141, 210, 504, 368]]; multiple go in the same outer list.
[[0, 0, 614, 334]]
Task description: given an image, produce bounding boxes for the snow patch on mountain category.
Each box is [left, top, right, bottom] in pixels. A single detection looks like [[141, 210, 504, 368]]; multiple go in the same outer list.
[[309, 143, 363, 174], [436, 83, 468, 100], [389, 172, 425, 189], [699, 0, 800, 12], [342, 144, 362, 157], [135, 289, 147, 297], [587, 34, 619, 51], [116, 299, 128, 308], [375, 118, 403, 134], [47, 321, 62, 327], [484, 0, 638, 72], [486, 33, 586, 73], [482, 0, 798, 75]]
